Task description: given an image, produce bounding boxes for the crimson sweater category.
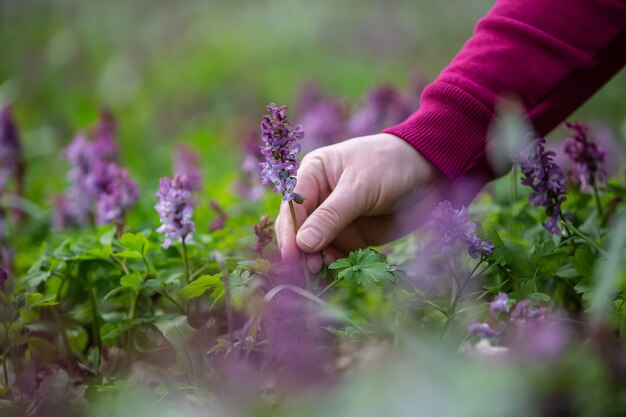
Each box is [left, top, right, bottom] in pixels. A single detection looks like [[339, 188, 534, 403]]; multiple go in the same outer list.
[[383, 0, 626, 184]]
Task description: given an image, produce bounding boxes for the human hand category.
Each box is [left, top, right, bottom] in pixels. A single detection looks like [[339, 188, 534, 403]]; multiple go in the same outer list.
[[275, 133, 444, 273]]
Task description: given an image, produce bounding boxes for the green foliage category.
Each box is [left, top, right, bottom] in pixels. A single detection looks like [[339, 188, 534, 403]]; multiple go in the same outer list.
[[329, 248, 396, 289]]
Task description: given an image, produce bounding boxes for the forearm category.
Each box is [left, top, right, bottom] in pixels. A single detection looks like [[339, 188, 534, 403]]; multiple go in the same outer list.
[[383, 0, 626, 182]]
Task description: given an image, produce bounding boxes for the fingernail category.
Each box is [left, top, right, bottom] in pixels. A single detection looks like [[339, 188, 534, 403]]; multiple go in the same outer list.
[[297, 227, 322, 249]]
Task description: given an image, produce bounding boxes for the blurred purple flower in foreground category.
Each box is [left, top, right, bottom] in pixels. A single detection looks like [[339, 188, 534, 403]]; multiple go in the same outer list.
[[175, 145, 203, 192], [429, 200, 494, 258], [468, 298, 568, 361], [155, 174, 195, 248], [348, 84, 413, 137], [96, 164, 139, 226], [516, 137, 567, 235], [563, 122, 607, 191], [468, 320, 498, 339], [259, 103, 304, 202], [490, 292, 510, 314]]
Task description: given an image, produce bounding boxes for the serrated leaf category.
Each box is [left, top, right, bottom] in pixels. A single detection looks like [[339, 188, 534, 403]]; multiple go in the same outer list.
[[485, 231, 513, 267], [178, 273, 223, 300], [329, 248, 395, 289]]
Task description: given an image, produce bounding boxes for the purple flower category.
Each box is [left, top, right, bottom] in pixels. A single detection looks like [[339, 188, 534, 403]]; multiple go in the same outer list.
[[252, 214, 274, 256], [468, 320, 498, 339], [259, 103, 304, 202], [174, 145, 203, 192], [52, 194, 83, 230], [92, 109, 118, 161], [563, 122, 607, 191], [208, 200, 227, 232], [490, 292, 510, 314], [516, 138, 567, 235], [348, 84, 413, 137], [96, 164, 139, 226], [429, 200, 494, 258], [300, 98, 348, 153], [0, 267, 8, 292], [234, 130, 265, 201], [155, 174, 195, 248], [0, 107, 25, 222]]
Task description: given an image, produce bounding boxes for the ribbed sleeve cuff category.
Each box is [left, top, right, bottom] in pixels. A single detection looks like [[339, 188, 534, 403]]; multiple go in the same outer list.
[[382, 82, 496, 181]]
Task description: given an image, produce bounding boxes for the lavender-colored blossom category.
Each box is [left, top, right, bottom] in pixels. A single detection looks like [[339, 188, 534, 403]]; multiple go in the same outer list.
[[259, 103, 304, 202], [175, 145, 203, 192], [490, 292, 510, 314], [563, 122, 607, 191], [208, 200, 227, 232], [348, 84, 413, 137], [155, 174, 195, 248], [96, 164, 139, 226], [0, 106, 24, 192], [92, 109, 118, 161], [300, 98, 348, 153], [429, 200, 494, 258], [468, 320, 498, 339], [252, 214, 274, 256], [234, 130, 265, 201], [516, 137, 567, 235], [52, 194, 83, 230]]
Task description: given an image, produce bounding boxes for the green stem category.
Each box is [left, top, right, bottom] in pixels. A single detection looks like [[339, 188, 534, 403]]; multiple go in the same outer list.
[[593, 185, 604, 218], [288, 200, 312, 289], [317, 278, 340, 297], [215, 252, 234, 342], [181, 236, 190, 285], [560, 219, 607, 256], [88, 285, 102, 369], [160, 289, 186, 315]]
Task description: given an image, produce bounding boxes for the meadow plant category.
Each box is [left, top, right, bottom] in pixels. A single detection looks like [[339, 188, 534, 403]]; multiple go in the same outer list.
[[155, 174, 195, 249], [429, 200, 494, 259], [516, 137, 567, 234]]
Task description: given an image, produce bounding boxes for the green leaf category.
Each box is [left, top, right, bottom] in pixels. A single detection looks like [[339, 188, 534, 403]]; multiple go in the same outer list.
[[329, 248, 395, 289], [119, 232, 149, 256], [486, 231, 513, 267], [26, 293, 58, 309], [178, 273, 223, 300], [153, 315, 197, 375], [120, 272, 143, 290], [572, 246, 595, 279]]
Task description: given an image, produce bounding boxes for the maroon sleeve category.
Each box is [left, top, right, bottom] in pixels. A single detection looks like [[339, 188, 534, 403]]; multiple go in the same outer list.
[[382, 0, 626, 182]]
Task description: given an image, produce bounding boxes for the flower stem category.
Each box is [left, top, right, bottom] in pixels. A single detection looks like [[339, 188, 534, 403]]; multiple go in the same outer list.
[[181, 236, 191, 285], [593, 185, 604, 218], [288, 200, 312, 289]]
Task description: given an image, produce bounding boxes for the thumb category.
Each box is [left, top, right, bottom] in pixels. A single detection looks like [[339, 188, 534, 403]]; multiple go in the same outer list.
[[296, 177, 365, 253]]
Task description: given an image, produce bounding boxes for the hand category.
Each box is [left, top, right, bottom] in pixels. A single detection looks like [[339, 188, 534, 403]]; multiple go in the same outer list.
[[275, 133, 445, 273]]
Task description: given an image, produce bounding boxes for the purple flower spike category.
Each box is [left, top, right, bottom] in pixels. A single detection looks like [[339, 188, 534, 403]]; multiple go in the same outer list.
[[429, 200, 494, 258], [516, 138, 567, 235], [92, 109, 119, 161], [468, 320, 498, 339], [0, 107, 25, 205], [563, 122, 607, 191], [259, 103, 304, 202], [155, 175, 195, 249], [96, 165, 139, 226], [490, 292, 510, 314], [174, 145, 203, 192]]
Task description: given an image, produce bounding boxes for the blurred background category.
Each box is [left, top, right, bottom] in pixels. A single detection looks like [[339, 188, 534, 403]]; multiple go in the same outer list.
[[2, 0, 625, 211]]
